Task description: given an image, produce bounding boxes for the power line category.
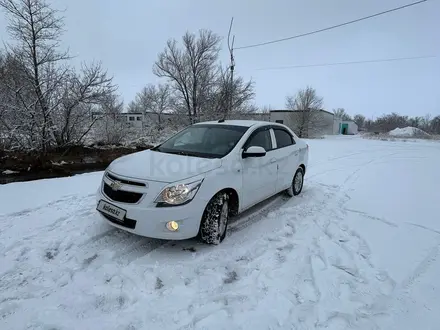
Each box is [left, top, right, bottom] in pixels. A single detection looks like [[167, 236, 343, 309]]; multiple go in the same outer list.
[[235, 0, 429, 50], [255, 55, 437, 71]]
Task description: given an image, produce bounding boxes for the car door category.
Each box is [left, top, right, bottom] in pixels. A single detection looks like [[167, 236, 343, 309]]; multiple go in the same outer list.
[[271, 126, 300, 192], [240, 126, 277, 209]]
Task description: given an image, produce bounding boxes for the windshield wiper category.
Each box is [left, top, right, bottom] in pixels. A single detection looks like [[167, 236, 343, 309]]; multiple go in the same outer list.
[[173, 151, 197, 157], [153, 149, 193, 156], [152, 148, 218, 158]]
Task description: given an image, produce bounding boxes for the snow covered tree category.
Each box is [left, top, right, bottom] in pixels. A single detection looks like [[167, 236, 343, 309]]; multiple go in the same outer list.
[[0, 0, 116, 151]]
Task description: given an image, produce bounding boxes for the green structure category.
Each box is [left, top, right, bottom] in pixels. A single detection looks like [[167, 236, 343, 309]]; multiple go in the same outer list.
[[339, 123, 349, 135]]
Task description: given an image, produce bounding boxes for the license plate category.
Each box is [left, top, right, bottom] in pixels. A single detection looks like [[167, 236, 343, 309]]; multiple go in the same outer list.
[[97, 200, 126, 222]]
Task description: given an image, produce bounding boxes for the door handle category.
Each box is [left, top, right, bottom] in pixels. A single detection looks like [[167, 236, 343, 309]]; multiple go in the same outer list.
[[270, 158, 277, 163]]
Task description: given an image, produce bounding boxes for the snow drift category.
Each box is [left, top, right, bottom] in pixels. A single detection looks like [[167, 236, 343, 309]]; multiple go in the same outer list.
[[388, 126, 430, 138]]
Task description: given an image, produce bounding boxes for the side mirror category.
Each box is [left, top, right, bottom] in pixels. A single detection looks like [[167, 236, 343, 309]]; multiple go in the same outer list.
[[242, 146, 266, 158]]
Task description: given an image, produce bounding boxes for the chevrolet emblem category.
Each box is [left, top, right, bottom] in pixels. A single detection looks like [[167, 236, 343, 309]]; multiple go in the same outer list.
[[110, 180, 123, 191]]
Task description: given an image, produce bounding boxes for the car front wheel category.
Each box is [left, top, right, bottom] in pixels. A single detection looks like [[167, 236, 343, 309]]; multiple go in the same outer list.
[[286, 167, 304, 197], [199, 192, 230, 245]]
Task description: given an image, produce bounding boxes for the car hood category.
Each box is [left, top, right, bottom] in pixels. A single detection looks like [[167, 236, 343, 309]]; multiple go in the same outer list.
[[107, 149, 222, 183]]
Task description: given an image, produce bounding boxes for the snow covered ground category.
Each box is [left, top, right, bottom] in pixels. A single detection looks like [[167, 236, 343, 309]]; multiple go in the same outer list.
[[1, 135, 440, 330]]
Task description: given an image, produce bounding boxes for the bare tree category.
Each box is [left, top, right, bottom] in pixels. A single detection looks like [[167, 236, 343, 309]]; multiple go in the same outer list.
[[353, 114, 366, 128], [205, 67, 255, 120], [128, 83, 172, 129], [286, 86, 326, 138], [153, 30, 221, 124], [333, 108, 351, 121]]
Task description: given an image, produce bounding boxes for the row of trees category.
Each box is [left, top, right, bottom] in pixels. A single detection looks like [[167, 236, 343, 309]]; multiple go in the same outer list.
[[332, 108, 440, 134], [0, 0, 257, 152]]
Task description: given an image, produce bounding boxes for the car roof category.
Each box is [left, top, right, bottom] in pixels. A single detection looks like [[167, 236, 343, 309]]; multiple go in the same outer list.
[[194, 120, 274, 128]]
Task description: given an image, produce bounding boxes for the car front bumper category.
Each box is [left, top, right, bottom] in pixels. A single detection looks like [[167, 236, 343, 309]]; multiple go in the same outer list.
[[95, 188, 206, 240]]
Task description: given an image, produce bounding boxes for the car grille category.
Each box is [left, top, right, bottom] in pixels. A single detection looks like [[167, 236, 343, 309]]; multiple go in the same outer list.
[[103, 182, 143, 203], [106, 172, 146, 187]]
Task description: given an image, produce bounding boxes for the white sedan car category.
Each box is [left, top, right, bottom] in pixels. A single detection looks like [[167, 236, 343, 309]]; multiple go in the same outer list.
[[96, 120, 309, 244]]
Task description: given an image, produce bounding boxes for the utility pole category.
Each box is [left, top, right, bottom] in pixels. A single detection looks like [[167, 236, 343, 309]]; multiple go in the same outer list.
[[224, 17, 235, 121]]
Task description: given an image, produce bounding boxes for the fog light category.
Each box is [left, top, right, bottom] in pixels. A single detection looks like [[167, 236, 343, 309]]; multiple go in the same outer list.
[[166, 221, 179, 231]]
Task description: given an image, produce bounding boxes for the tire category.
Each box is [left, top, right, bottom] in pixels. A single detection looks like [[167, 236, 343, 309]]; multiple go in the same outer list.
[[286, 167, 304, 197], [199, 192, 230, 245]]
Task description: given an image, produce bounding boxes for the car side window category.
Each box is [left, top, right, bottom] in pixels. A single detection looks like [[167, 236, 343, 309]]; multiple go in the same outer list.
[[245, 129, 272, 151], [274, 128, 295, 148]]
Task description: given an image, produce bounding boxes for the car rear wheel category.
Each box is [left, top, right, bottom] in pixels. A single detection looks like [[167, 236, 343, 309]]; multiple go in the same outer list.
[[199, 192, 230, 245], [286, 167, 304, 197]]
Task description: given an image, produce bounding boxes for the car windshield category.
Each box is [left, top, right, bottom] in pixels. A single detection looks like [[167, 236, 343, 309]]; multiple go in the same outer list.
[[152, 124, 249, 158]]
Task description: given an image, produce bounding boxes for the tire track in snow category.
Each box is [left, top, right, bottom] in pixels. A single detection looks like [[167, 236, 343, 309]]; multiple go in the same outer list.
[[228, 193, 293, 235], [170, 165, 380, 329], [399, 241, 440, 291], [111, 237, 166, 266], [344, 208, 398, 228], [310, 146, 407, 166], [74, 228, 164, 267], [302, 153, 399, 327], [405, 222, 440, 236], [328, 148, 422, 318], [368, 239, 440, 328], [307, 150, 407, 181]]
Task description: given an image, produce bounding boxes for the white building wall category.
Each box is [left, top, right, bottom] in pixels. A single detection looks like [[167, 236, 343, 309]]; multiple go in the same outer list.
[[347, 121, 358, 134], [319, 111, 335, 136], [333, 118, 359, 135], [125, 114, 143, 128], [270, 110, 336, 137], [270, 112, 295, 127]]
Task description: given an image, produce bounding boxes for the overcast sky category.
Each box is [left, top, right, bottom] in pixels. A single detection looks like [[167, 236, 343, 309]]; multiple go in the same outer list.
[[0, 0, 438, 118]]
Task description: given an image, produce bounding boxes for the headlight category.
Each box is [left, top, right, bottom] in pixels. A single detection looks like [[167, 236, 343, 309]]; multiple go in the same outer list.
[[155, 179, 203, 206]]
